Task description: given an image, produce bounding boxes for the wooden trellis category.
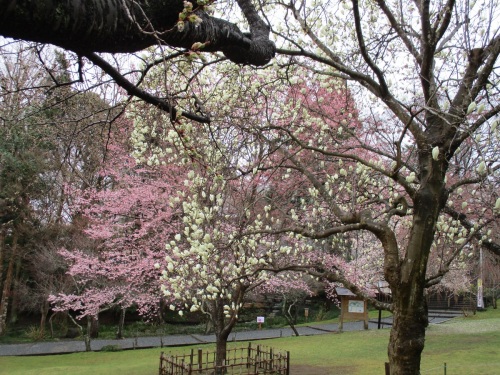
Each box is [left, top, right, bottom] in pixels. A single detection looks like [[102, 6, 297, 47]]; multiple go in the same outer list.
[[159, 343, 290, 375]]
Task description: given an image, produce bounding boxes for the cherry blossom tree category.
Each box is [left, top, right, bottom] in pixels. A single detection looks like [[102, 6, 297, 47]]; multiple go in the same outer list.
[[49, 118, 186, 339], [252, 2, 498, 371], [257, 274, 315, 336]]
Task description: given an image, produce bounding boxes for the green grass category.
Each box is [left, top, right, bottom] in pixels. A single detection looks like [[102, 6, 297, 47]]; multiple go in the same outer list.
[[1, 307, 499, 375]]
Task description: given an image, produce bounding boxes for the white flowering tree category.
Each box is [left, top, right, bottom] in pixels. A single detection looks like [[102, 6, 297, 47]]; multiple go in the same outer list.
[[157, 164, 311, 370]]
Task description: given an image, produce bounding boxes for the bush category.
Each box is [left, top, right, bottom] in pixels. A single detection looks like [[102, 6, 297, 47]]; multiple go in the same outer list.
[[25, 325, 45, 341]]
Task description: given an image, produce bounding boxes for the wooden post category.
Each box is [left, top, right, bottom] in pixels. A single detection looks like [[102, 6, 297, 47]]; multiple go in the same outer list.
[[385, 362, 390, 375], [247, 342, 251, 369], [198, 348, 203, 370], [189, 349, 194, 375], [286, 351, 290, 375], [159, 352, 164, 375], [270, 348, 274, 371]]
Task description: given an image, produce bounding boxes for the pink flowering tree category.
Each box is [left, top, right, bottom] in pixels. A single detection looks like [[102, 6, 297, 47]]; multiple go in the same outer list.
[[256, 274, 315, 336], [49, 119, 186, 340]]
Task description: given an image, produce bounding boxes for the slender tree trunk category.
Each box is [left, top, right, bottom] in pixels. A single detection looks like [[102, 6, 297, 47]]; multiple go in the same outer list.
[[8, 255, 23, 324], [89, 315, 99, 338], [0, 232, 18, 336], [40, 299, 50, 334], [212, 301, 238, 375], [116, 307, 126, 339], [84, 317, 92, 352], [0, 232, 4, 292], [282, 297, 299, 336]]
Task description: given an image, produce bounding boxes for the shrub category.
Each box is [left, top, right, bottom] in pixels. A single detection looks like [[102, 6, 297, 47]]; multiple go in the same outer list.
[[25, 326, 45, 341]]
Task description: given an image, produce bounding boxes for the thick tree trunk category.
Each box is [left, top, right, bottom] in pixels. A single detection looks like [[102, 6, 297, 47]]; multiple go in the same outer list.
[[388, 287, 428, 374], [386, 151, 445, 374]]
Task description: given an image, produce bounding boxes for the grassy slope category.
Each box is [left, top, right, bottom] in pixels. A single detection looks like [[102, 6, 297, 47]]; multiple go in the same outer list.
[[1, 307, 498, 375]]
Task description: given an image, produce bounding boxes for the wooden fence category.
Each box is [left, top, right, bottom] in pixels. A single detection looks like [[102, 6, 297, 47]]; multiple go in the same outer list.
[[159, 343, 290, 375]]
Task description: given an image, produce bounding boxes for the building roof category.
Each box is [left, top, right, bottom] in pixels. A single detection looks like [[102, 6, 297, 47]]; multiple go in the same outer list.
[[335, 287, 356, 296]]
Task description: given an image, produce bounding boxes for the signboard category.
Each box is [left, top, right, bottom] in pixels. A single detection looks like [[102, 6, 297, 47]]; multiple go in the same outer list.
[[335, 287, 369, 331], [256, 316, 265, 323], [348, 300, 365, 313]]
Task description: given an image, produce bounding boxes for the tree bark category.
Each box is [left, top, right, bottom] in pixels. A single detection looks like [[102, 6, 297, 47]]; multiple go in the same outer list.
[[0, 0, 275, 66], [84, 317, 92, 352], [215, 331, 229, 375], [282, 297, 300, 336], [116, 307, 126, 339], [386, 149, 445, 374], [8, 254, 22, 324], [388, 287, 428, 374], [0, 232, 18, 336], [89, 315, 99, 339], [0, 232, 4, 300], [40, 299, 50, 334], [212, 300, 237, 374]]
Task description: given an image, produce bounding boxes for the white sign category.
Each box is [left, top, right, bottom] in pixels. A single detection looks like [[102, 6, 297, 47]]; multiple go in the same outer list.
[[348, 300, 364, 313], [477, 278, 484, 309], [256, 316, 265, 323]]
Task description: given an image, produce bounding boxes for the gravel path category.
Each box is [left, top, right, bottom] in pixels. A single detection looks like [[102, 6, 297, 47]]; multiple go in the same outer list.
[[0, 314, 454, 357]]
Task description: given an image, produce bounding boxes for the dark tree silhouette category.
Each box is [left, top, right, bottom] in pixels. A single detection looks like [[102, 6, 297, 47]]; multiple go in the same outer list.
[[0, 0, 275, 66]]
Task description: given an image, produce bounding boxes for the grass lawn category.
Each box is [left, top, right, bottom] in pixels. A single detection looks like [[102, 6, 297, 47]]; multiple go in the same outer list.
[[1, 307, 498, 375]]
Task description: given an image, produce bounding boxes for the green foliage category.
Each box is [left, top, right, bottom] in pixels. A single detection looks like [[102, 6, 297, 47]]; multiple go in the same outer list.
[[24, 326, 45, 341]]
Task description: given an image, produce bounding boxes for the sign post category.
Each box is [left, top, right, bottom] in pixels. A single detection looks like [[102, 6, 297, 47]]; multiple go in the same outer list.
[[336, 287, 369, 331]]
